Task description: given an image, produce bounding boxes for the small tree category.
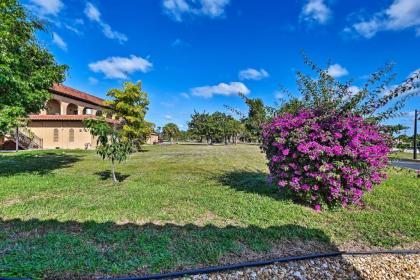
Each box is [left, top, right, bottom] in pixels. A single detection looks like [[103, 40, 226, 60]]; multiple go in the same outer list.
[[105, 81, 153, 148], [0, 0, 67, 138], [162, 123, 180, 143], [84, 118, 132, 183]]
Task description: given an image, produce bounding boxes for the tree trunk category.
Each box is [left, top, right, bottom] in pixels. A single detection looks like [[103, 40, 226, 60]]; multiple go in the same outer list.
[[111, 159, 118, 183], [15, 127, 19, 152]]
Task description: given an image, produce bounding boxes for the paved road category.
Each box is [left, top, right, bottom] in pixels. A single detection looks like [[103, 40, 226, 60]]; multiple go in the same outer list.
[[391, 160, 420, 170]]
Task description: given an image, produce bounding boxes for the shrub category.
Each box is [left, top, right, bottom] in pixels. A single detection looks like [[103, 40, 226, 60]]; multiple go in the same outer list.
[[261, 109, 391, 210]]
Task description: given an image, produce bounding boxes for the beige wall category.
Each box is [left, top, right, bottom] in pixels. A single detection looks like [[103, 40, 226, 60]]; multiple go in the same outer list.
[[146, 134, 159, 145], [29, 121, 97, 149]]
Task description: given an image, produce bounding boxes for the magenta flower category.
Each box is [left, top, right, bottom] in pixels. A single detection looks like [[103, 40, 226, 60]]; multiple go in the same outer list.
[[261, 109, 390, 210]]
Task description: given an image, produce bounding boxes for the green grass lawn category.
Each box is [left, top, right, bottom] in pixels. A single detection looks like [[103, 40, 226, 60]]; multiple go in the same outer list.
[[389, 151, 419, 161], [0, 145, 419, 279]]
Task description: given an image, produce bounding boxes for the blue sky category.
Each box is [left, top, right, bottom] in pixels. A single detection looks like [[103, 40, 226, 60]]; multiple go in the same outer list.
[[24, 0, 419, 132]]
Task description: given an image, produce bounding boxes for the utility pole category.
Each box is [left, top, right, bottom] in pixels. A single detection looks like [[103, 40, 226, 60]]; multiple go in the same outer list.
[[414, 109, 418, 160]]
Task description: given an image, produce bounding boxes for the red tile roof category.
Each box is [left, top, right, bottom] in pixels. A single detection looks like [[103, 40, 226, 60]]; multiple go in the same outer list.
[[50, 84, 106, 107]]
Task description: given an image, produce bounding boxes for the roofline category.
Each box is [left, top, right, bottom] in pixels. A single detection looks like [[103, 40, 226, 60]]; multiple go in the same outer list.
[[49, 88, 107, 108]]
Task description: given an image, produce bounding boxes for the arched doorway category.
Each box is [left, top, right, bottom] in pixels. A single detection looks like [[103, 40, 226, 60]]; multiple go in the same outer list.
[[46, 100, 61, 115], [95, 110, 103, 116], [66, 103, 78, 115]]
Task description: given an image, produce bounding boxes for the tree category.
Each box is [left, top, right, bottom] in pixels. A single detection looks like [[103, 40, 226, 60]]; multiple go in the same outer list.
[[105, 81, 153, 148], [84, 82, 152, 183], [241, 95, 267, 142], [84, 118, 131, 183], [0, 0, 67, 137], [278, 53, 420, 121], [188, 111, 211, 143], [162, 123, 180, 143], [188, 111, 242, 144]]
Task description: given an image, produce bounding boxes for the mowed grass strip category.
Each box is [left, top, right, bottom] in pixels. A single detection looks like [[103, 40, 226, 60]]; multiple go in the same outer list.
[[0, 145, 419, 279]]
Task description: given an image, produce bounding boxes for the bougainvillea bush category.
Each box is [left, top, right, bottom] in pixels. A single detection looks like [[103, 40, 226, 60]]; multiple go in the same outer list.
[[261, 109, 391, 210]]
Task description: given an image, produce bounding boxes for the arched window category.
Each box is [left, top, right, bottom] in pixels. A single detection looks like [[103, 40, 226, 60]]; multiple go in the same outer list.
[[66, 104, 78, 115], [95, 110, 103, 116], [46, 100, 61, 115], [53, 129, 59, 142], [83, 108, 93, 115], [69, 129, 74, 142]]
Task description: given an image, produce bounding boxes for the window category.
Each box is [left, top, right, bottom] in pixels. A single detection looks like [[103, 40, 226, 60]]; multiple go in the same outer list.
[[53, 129, 59, 142], [69, 129, 74, 142]]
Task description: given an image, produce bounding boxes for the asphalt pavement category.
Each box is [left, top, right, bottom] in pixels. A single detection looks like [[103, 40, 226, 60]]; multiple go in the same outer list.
[[390, 160, 420, 171]]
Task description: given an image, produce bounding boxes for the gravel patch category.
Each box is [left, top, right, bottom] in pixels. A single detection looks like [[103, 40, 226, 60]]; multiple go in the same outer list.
[[185, 254, 419, 280]]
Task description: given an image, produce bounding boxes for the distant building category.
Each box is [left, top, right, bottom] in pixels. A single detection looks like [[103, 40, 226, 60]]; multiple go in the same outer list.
[[0, 84, 158, 150]]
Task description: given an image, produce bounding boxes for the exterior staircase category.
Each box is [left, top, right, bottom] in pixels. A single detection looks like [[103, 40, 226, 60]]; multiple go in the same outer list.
[[3, 128, 43, 150]]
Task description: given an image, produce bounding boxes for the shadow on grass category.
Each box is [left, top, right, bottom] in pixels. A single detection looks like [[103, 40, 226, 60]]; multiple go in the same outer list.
[[0, 152, 82, 177], [94, 170, 130, 182], [0, 218, 362, 280], [217, 170, 294, 201]]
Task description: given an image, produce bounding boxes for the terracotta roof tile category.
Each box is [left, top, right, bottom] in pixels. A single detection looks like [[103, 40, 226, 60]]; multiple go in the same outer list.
[[50, 84, 106, 107]]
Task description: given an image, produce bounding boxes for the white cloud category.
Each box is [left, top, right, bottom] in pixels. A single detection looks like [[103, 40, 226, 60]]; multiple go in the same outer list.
[[191, 82, 250, 98], [346, 0, 420, 38], [29, 0, 63, 15], [64, 24, 82, 35], [162, 0, 230, 22], [89, 55, 153, 79], [239, 68, 269, 81], [52, 32, 67, 51], [85, 2, 101, 22], [274, 91, 284, 99], [100, 23, 128, 43], [300, 0, 331, 25], [180, 92, 190, 99], [165, 115, 173, 120], [84, 2, 128, 43], [88, 77, 99, 85], [171, 38, 190, 48], [327, 64, 349, 78]]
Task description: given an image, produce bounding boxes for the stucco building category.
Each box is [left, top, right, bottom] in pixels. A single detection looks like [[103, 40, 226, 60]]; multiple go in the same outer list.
[[1, 84, 159, 150]]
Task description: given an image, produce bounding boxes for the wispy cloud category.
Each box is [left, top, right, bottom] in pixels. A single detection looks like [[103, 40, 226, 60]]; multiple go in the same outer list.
[[327, 64, 348, 78], [171, 38, 190, 48], [89, 55, 153, 79], [84, 2, 128, 43], [300, 0, 331, 25], [191, 82, 249, 98], [180, 92, 190, 99], [28, 0, 63, 16], [52, 32, 67, 51], [163, 0, 230, 22], [239, 68, 269, 81], [345, 0, 420, 38], [165, 115, 173, 120], [88, 77, 99, 85]]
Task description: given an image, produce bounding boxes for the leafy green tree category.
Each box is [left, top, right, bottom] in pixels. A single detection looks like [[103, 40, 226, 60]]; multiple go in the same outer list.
[[84, 118, 132, 183], [279, 54, 419, 121], [0, 0, 67, 136], [188, 111, 212, 143], [162, 123, 180, 143], [106, 81, 153, 147], [235, 94, 267, 142], [188, 111, 242, 144]]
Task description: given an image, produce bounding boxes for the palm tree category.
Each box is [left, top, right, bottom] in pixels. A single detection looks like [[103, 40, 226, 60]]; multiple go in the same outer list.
[[162, 123, 180, 143]]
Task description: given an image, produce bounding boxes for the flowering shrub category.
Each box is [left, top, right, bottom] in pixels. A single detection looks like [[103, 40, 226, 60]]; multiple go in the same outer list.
[[261, 110, 391, 210]]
